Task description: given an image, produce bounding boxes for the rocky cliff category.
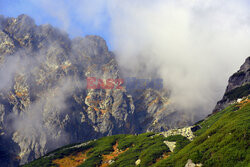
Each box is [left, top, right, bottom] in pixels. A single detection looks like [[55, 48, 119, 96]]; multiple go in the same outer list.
[[213, 56, 250, 113], [24, 97, 250, 167], [0, 14, 191, 166], [23, 56, 250, 166]]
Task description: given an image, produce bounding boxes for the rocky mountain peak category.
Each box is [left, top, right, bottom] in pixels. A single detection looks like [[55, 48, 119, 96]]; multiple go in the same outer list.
[[0, 14, 195, 166], [213, 56, 250, 113], [226, 56, 250, 92], [240, 56, 250, 71]]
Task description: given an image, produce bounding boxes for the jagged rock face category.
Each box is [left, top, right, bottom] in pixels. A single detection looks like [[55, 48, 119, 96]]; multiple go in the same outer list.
[[213, 57, 250, 113], [0, 15, 190, 166], [0, 14, 136, 165], [133, 89, 192, 132], [226, 57, 250, 92]]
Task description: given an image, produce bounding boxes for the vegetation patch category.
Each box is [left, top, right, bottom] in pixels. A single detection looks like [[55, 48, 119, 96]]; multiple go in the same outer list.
[[154, 102, 250, 167], [23, 133, 170, 167], [23, 98, 250, 167], [110, 132, 170, 167], [52, 148, 91, 167], [225, 84, 250, 101], [100, 142, 129, 167], [165, 135, 190, 152]]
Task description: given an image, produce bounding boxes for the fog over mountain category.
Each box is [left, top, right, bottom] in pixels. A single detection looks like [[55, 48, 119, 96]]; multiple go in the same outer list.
[[27, 0, 250, 115], [0, 1, 250, 166]]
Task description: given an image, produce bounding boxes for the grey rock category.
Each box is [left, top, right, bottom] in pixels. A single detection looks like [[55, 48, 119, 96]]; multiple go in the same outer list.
[[185, 159, 202, 167], [213, 56, 250, 113], [0, 14, 193, 166]]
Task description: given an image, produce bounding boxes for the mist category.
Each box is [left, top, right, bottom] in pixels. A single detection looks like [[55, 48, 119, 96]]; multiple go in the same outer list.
[[0, 31, 85, 161], [107, 0, 250, 115], [12, 78, 77, 149], [0, 1, 250, 164], [26, 0, 250, 116]]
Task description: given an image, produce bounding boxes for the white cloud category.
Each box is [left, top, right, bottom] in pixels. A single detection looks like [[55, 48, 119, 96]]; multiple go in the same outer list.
[[21, 0, 250, 115], [106, 0, 250, 114]]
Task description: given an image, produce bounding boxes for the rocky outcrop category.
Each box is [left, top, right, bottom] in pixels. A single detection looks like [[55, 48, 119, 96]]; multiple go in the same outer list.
[[0, 14, 136, 165], [213, 57, 250, 113], [226, 57, 250, 92], [185, 159, 202, 167], [0, 14, 192, 166], [133, 88, 193, 132], [163, 141, 176, 152], [160, 126, 195, 141], [135, 159, 141, 165]]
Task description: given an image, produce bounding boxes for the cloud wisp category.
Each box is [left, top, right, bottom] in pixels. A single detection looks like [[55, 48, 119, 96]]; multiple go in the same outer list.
[[10, 0, 250, 116], [110, 0, 250, 115]]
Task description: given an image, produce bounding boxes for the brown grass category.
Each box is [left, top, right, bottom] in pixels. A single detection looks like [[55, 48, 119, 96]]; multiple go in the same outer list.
[[147, 97, 159, 107], [100, 109, 107, 115], [155, 152, 170, 163], [88, 105, 108, 115], [53, 148, 91, 167], [15, 91, 28, 97], [100, 142, 129, 167], [236, 98, 250, 109]]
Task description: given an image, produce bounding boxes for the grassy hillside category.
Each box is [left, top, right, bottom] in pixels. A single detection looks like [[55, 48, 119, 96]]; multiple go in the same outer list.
[[23, 97, 250, 167], [154, 97, 250, 167], [22, 132, 172, 167]]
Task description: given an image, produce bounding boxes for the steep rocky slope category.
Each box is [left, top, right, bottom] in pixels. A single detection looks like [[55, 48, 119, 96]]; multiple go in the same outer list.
[[24, 97, 250, 167], [24, 56, 250, 167], [0, 14, 136, 165], [155, 97, 250, 167], [0, 14, 191, 166], [213, 57, 250, 113]]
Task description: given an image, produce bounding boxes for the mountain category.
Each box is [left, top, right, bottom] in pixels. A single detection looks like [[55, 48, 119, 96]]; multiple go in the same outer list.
[[155, 97, 249, 167], [24, 97, 250, 167], [24, 58, 250, 167], [213, 57, 250, 113], [0, 14, 193, 166], [1, 14, 249, 167]]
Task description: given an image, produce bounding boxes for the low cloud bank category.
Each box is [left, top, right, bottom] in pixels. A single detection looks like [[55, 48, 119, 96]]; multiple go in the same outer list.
[[6, 0, 250, 116]]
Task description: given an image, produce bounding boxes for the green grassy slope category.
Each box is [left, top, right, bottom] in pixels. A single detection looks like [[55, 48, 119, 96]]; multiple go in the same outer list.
[[154, 99, 250, 167], [24, 98, 250, 167], [22, 133, 171, 167]]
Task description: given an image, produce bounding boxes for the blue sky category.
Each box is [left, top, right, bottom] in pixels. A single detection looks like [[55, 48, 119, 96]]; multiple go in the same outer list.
[[0, 0, 112, 48]]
